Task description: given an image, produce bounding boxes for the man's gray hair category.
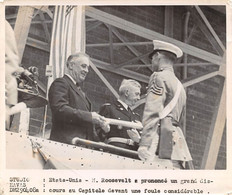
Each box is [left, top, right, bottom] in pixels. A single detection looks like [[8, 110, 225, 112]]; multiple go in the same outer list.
[[119, 79, 141, 96], [66, 52, 90, 67]]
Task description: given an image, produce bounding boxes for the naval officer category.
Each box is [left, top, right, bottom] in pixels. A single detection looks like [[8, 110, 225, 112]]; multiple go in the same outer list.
[[97, 79, 141, 151]]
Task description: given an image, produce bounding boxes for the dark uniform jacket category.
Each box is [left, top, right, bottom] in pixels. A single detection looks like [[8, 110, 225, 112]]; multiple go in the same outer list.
[[97, 100, 141, 150], [48, 75, 93, 144], [140, 67, 192, 161]]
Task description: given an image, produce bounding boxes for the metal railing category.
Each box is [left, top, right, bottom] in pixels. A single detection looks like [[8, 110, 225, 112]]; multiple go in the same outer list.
[[72, 137, 139, 160]]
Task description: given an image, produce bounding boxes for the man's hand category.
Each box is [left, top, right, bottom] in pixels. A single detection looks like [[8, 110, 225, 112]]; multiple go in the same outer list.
[[92, 112, 110, 133], [100, 121, 110, 133], [138, 146, 152, 161], [134, 120, 142, 126], [127, 129, 141, 143], [91, 112, 106, 125]]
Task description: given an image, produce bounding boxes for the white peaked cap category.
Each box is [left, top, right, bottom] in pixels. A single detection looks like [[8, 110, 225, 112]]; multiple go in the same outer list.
[[152, 40, 183, 58]]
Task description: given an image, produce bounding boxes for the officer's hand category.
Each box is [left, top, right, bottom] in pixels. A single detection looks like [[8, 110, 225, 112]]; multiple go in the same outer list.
[[91, 112, 105, 125], [127, 129, 141, 143], [138, 146, 152, 161], [134, 120, 143, 126], [100, 121, 110, 133]]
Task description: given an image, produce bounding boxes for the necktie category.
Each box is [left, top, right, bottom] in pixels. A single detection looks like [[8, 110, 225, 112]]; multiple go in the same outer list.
[[76, 84, 86, 98], [76, 84, 91, 110]]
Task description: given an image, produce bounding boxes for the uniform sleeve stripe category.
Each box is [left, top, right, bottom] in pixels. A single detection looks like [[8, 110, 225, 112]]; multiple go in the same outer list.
[[150, 90, 162, 95], [150, 88, 162, 95], [153, 87, 162, 92], [152, 87, 162, 93], [152, 86, 163, 92], [154, 84, 162, 90]]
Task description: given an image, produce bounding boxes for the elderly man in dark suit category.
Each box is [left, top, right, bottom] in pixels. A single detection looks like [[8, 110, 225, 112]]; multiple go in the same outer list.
[[49, 52, 108, 144], [97, 79, 142, 151]]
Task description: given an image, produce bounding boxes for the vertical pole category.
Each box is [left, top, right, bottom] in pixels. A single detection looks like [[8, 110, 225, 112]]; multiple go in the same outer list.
[[41, 105, 48, 138], [164, 6, 173, 37], [183, 12, 190, 80], [108, 25, 114, 65], [182, 11, 191, 136], [182, 11, 194, 169]]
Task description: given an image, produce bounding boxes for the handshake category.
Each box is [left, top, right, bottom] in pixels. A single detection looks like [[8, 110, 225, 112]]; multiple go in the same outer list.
[[91, 112, 110, 133]]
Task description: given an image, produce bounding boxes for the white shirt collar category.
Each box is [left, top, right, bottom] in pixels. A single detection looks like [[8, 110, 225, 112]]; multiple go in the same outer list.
[[65, 74, 76, 85], [117, 99, 129, 110]]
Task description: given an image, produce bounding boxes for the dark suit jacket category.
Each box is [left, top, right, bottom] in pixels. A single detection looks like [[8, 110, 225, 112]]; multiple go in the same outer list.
[[97, 100, 141, 150], [48, 75, 93, 144]]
